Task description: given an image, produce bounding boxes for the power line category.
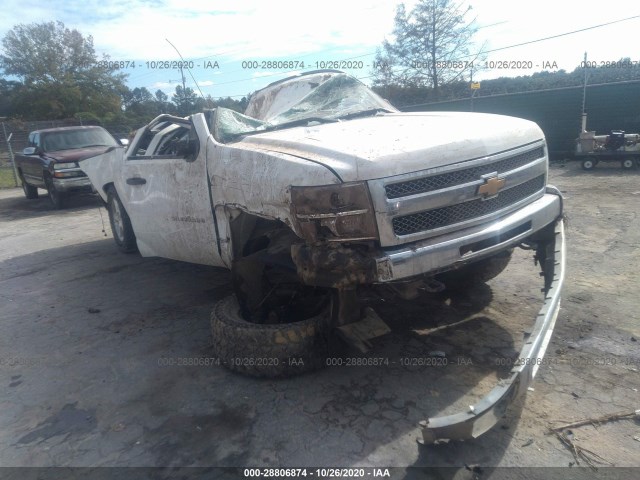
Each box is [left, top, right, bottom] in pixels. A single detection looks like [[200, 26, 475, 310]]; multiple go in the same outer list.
[[476, 21, 508, 30], [470, 14, 640, 56], [128, 13, 640, 99]]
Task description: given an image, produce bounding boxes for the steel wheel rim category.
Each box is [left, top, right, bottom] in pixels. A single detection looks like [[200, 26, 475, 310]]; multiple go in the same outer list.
[[111, 200, 125, 241]]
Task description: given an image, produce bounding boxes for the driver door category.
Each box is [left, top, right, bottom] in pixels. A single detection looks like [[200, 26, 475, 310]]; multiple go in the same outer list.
[[115, 114, 223, 267]]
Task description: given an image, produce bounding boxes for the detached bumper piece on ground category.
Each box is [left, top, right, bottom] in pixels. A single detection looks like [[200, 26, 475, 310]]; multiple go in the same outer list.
[[419, 219, 566, 444]]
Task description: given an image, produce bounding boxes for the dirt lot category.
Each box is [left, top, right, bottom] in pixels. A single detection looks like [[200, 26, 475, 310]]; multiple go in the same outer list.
[[0, 162, 639, 477]]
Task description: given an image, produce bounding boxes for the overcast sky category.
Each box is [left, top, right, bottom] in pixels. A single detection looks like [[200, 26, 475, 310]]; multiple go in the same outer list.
[[1, 0, 638, 99]]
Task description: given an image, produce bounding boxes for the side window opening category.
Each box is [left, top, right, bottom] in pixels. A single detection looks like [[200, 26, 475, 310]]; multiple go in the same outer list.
[[131, 129, 156, 157], [154, 126, 191, 156], [129, 120, 198, 160]]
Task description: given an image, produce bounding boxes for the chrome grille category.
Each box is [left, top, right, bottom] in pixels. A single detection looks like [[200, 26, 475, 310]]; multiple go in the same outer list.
[[392, 175, 545, 236], [385, 147, 544, 199]]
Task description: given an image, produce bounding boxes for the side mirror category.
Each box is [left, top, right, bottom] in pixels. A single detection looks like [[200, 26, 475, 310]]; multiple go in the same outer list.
[[23, 147, 37, 155], [119, 138, 130, 147]]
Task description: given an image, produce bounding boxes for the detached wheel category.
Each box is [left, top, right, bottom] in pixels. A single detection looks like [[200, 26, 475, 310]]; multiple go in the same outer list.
[[211, 295, 330, 378], [20, 176, 38, 199], [438, 249, 513, 290], [581, 159, 596, 171], [44, 175, 65, 209], [622, 158, 635, 170], [106, 186, 137, 253]]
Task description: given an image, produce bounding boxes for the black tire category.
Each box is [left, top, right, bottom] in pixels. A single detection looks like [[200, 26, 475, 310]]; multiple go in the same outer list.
[[44, 175, 65, 209], [106, 186, 137, 253], [20, 175, 38, 199], [211, 295, 330, 378], [438, 249, 513, 290], [621, 158, 635, 170], [581, 159, 596, 171]]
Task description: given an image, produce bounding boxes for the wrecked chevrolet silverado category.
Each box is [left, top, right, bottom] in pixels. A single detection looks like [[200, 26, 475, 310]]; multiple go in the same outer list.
[[78, 70, 565, 443]]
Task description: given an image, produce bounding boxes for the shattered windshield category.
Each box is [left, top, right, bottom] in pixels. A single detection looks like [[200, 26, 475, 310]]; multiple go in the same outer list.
[[214, 109, 270, 144], [214, 74, 397, 143]]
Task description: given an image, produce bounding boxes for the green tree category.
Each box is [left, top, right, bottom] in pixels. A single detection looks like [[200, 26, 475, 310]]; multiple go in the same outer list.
[[215, 96, 249, 113], [153, 89, 175, 115], [122, 86, 162, 119], [155, 90, 168, 103], [123, 86, 153, 106], [373, 1, 481, 93], [172, 85, 198, 116], [0, 79, 21, 117], [0, 21, 127, 119]]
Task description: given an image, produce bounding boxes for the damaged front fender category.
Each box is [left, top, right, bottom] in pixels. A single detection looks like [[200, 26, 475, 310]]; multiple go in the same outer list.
[[291, 243, 379, 289]]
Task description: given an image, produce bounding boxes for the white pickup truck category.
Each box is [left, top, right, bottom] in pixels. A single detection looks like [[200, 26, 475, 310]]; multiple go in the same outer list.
[[79, 70, 565, 443]]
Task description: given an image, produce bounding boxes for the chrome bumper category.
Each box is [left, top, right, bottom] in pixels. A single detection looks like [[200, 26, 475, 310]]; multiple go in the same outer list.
[[374, 192, 562, 282], [52, 175, 92, 192], [419, 217, 566, 444]]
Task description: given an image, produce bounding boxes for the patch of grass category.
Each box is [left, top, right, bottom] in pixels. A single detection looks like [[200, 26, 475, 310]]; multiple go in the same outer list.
[[0, 166, 19, 188]]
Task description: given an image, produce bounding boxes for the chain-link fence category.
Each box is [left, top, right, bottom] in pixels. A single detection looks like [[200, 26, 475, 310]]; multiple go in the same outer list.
[[0, 121, 20, 189], [0, 119, 131, 188]]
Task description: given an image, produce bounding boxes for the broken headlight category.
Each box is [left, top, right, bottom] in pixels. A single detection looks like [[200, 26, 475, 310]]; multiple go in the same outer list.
[[291, 182, 379, 243]]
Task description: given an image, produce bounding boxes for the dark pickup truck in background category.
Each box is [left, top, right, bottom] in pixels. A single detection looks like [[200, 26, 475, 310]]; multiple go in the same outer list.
[[15, 126, 122, 208]]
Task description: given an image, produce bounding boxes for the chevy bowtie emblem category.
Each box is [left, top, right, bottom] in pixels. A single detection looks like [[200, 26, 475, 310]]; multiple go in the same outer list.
[[477, 176, 505, 197]]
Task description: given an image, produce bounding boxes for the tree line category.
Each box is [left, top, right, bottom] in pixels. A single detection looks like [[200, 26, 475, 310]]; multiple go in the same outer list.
[[372, 62, 640, 108]]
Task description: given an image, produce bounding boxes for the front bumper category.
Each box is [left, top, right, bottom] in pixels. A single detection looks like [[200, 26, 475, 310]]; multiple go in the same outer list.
[[375, 191, 561, 282], [420, 217, 565, 443], [52, 175, 92, 193], [292, 190, 562, 288]]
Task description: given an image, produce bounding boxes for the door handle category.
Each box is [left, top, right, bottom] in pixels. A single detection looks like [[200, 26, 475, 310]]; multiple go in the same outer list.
[[126, 177, 146, 185]]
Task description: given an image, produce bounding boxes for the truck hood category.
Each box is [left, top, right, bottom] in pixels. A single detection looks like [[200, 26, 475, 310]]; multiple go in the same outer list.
[[235, 112, 544, 182], [43, 145, 115, 163]]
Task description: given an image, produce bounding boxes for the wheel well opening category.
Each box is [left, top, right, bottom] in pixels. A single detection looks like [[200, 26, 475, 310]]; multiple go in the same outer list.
[[228, 211, 329, 324], [229, 212, 296, 260], [102, 182, 115, 196]]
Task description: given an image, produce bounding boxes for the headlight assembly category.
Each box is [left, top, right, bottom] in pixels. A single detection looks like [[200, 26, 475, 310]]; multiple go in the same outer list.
[[53, 162, 78, 170], [291, 182, 379, 243]]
